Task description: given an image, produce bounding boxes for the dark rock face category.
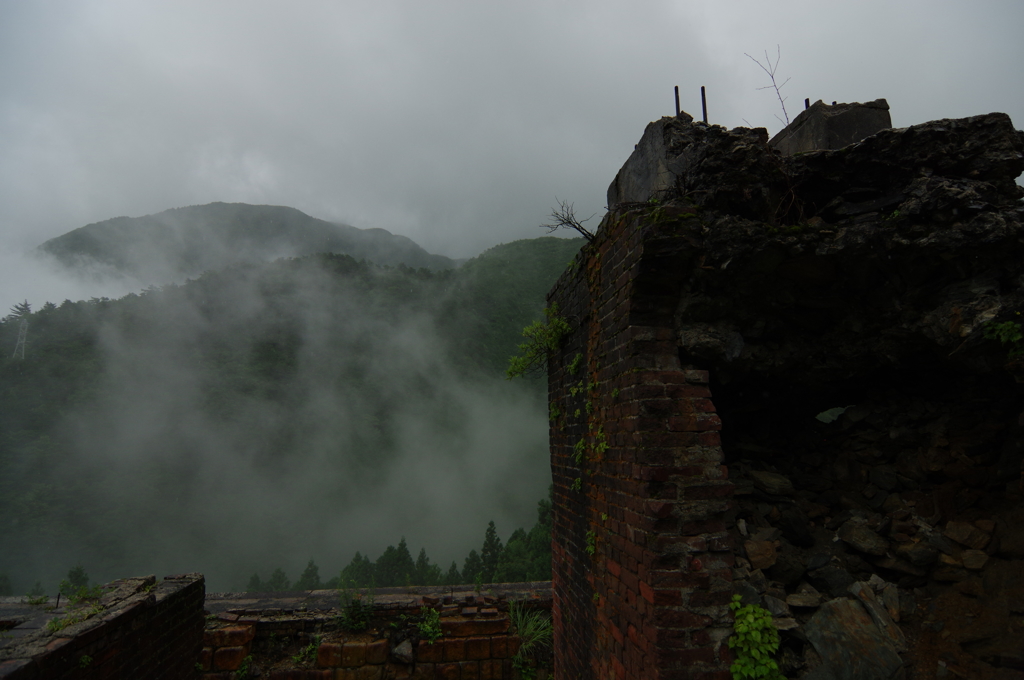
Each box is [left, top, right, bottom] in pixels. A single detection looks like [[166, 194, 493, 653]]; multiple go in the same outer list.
[[769, 99, 892, 156], [599, 107, 1024, 679]]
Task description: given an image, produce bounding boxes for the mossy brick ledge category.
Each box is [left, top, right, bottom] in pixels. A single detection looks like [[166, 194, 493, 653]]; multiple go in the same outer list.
[[0, 573, 204, 680]]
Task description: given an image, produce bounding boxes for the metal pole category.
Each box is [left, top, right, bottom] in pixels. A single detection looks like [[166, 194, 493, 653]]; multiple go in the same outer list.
[[805, 98, 810, 110], [701, 86, 707, 123], [674, 86, 680, 116]]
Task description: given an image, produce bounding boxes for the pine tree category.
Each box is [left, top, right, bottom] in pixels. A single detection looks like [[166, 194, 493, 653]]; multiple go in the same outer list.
[[340, 552, 375, 588], [376, 538, 415, 587], [481, 521, 503, 583], [8, 300, 30, 320], [266, 567, 290, 591], [246, 573, 264, 592], [295, 559, 322, 590], [444, 561, 462, 585], [463, 549, 483, 584]]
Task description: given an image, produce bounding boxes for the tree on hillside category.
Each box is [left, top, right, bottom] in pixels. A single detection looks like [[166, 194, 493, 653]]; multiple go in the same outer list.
[[266, 567, 291, 591], [444, 561, 462, 585], [295, 559, 322, 590], [481, 521, 503, 583], [463, 549, 483, 584], [375, 538, 415, 587], [415, 548, 442, 586], [7, 300, 30, 321], [339, 552, 375, 588]]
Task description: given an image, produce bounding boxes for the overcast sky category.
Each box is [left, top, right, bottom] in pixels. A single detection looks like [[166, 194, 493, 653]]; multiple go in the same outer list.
[[2, 0, 1022, 270]]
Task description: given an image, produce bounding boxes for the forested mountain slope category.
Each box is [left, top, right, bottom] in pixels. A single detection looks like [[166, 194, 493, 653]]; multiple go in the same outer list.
[[36, 202, 457, 283], [0, 236, 582, 592]]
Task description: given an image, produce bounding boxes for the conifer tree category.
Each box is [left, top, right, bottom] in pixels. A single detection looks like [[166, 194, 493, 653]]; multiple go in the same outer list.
[[463, 549, 483, 584], [295, 559, 322, 590], [481, 521, 503, 583]]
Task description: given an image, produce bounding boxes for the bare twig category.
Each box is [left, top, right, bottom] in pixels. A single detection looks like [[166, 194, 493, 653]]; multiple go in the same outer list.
[[541, 199, 596, 242], [745, 45, 791, 126]]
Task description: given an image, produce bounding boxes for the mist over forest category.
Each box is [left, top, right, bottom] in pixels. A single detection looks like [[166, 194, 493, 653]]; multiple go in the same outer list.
[[0, 205, 582, 593]]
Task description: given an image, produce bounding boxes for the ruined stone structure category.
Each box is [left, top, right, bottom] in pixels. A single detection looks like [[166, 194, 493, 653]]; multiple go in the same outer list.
[[549, 109, 1024, 679]]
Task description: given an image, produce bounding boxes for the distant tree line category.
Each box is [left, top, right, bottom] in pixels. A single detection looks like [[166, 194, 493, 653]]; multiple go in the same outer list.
[[246, 495, 552, 592]]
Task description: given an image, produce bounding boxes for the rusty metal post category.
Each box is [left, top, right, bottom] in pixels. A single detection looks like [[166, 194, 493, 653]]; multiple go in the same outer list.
[[805, 98, 810, 110], [674, 86, 680, 116], [701, 86, 707, 123]]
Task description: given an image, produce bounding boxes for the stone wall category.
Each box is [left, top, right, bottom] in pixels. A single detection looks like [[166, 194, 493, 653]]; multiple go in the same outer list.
[[0, 574, 204, 679]]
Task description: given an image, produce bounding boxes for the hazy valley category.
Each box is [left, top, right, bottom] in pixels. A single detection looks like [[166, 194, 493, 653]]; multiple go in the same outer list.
[[0, 203, 582, 593]]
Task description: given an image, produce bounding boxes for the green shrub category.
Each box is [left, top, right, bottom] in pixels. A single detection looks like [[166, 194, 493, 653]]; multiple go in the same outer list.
[[728, 595, 784, 679]]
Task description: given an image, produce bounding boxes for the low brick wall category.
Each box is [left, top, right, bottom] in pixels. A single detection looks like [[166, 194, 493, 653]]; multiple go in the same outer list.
[[199, 583, 552, 680], [0, 574, 205, 679]]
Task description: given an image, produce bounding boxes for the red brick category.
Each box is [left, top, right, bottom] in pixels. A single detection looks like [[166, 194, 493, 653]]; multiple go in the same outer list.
[[204, 624, 255, 647], [319, 642, 344, 666], [365, 639, 388, 664], [213, 645, 248, 671], [341, 642, 366, 667], [435, 662, 461, 680], [459, 661, 480, 680], [198, 647, 213, 671], [489, 636, 508, 659], [464, 637, 490, 660], [442, 637, 466, 662], [441, 617, 509, 637], [418, 639, 445, 663]]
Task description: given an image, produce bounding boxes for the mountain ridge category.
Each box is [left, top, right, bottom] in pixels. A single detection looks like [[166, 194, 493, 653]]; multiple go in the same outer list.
[[36, 202, 458, 283]]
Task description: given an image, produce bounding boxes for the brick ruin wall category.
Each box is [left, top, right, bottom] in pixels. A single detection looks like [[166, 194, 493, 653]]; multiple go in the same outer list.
[[547, 213, 736, 680], [0, 574, 204, 679]]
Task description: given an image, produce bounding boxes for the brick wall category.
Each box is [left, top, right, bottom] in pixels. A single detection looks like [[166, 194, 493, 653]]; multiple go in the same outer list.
[[547, 205, 735, 680], [0, 574, 205, 680], [199, 586, 553, 679]]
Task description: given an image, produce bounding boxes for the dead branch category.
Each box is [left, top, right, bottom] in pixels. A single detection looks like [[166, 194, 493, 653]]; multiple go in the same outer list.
[[745, 45, 791, 126], [541, 199, 596, 242]]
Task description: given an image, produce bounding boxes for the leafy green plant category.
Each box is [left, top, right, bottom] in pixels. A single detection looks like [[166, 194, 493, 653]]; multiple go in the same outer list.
[[338, 581, 374, 633], [78, 655, 93, 668], [728, 595, 785, 679], [292, 634, 320, 664], [26, 594, 49, 605], [506, 305, 571, 379], [235, 655, 253, 679], [417, 607, 443, 644], [584, 531, 597, 556], [509, 600, 553, 680], [985, 318, 1024, 358], [570, 477, 582, 492], [567, 353, 583, 375]]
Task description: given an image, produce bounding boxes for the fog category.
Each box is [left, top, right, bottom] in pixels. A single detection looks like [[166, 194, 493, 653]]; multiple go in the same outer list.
[[1, 255, 552, 592]]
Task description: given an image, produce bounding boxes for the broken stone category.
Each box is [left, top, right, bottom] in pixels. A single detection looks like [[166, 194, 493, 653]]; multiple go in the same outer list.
[[748, 569, 769, 594], [744, 540, 777, 570], [807, 565, 856, 598], [953, 577, 985, 598], [749, 470, 796, 497], [881, 585, 900, 622], [762, 595, 792, 618], [849, 582, 907, 653], [869, 465, 900, 492], [943, 521, 991, 550], [771, 617, 800, 631], [961, 549, 989, 570], [873, 556, 927, 577], [767, 551, 806, 587], [786, 592, 821, 608], [803, 598, 904, 680], [895, 540, 939, 567], [838, 520, 889, 556], [391, 639, 414, 664], [932, 566, 970, 582]]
